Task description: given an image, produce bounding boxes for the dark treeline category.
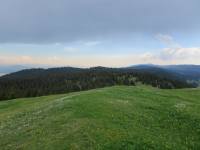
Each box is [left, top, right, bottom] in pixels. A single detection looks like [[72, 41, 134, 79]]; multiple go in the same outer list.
[[0, 67, 194, 100]]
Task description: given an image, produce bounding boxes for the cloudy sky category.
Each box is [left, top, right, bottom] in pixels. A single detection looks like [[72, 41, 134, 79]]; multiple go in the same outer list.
[[0, 0, 200, 67]]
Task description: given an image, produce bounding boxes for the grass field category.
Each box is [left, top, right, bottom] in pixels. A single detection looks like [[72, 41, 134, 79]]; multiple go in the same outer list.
[[1, 85, 200, 150]]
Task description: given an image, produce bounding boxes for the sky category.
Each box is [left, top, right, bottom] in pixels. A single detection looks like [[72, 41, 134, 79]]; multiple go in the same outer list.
[[0, 0, 200, 67]]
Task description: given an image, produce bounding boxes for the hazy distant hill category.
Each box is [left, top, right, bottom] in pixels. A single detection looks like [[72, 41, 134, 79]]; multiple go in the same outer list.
[[0, 65, 28, 76], [0, 73, 5, 77], [162, 65, 200, 80], [129, 64, 200, 82], [0, 65, 52, 76]]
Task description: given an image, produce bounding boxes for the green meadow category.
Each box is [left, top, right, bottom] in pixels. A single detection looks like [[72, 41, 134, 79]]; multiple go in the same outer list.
[[1, 85, 200, 150]]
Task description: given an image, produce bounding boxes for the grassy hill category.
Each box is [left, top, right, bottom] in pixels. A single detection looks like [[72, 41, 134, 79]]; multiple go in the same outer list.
[[1, 85, 200, 149]]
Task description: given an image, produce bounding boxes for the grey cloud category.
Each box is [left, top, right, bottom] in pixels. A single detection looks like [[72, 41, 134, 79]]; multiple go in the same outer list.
[[0, 0, 199, 43], [155, 34, 181, 48]]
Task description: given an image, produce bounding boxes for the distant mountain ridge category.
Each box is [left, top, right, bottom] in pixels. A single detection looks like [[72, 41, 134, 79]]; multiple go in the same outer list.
[[0, 66, 194, 100], [1, 64, 200, 82]]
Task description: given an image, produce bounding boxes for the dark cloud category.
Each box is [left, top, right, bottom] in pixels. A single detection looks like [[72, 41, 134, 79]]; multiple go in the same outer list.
[[0, 0, 199, 43]]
